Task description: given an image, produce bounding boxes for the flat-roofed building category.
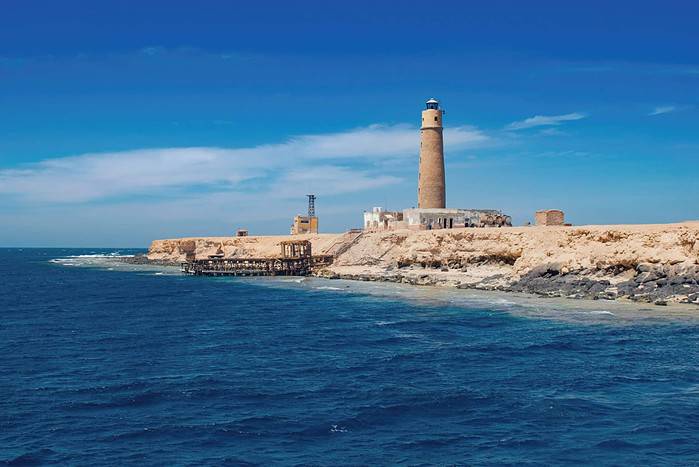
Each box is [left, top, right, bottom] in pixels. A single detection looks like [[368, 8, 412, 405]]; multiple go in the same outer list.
[[290, 215, 318, 235], [363, 207, 404, 231], [290, 194, 319, 235], [535, 209, 565, 226], [404, 208, 511, 230]]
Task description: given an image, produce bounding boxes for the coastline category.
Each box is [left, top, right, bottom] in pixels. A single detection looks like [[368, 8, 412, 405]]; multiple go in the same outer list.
[[96, 255, 699, 319], [315, 263, 699, 306], [143, 222, 699, 307]]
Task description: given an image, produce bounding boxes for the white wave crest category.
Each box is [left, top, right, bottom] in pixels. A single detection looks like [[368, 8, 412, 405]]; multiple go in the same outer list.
[[587, 310, 615, 316]]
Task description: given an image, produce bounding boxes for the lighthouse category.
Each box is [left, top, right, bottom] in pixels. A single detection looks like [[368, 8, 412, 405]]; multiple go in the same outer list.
[[417, 98, 446, 209], [364, 97, 512, 231]]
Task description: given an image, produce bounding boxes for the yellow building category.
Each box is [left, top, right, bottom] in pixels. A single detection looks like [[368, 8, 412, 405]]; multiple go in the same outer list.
[[291, 195, 319, 235], [290, 215, 318, 235]]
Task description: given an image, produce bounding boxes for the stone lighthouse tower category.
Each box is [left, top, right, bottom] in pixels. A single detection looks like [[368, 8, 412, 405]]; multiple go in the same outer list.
[[418, 98, 446, 209]]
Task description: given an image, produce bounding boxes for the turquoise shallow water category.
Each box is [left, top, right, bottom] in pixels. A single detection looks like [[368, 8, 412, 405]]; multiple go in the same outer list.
[[2, 248, 699, 465]]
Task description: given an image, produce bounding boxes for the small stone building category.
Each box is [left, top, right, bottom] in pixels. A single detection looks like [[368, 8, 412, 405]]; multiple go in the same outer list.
[[290, 215, 318, 235], [535, 209, 565, 226]]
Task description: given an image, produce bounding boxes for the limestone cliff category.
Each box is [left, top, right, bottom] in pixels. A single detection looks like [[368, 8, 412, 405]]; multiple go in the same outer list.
[[332, 223, 699, 272], [322, 222, 699, 305]]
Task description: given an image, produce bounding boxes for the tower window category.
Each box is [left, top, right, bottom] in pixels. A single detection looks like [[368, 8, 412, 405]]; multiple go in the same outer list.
[[434, 116, 438, 121]]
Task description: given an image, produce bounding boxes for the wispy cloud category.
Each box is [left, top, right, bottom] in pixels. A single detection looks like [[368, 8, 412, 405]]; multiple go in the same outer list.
[[648, 105, 678, 116], [532, 150, 593, 159], [139, 46, 166, 56], [538, 127, 566, 136], [506, 112, 586, 130], [0, 124, 488, 204]]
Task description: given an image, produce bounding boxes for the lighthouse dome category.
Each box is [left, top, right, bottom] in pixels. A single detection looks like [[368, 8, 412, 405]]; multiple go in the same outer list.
[[425, 98, 440, 109]]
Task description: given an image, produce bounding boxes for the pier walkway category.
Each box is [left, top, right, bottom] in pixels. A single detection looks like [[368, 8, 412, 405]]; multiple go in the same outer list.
[[181, 240, 333, 277]]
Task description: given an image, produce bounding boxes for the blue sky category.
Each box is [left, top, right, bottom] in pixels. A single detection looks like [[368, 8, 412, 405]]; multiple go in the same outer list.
[[1, 0, 697, 246]]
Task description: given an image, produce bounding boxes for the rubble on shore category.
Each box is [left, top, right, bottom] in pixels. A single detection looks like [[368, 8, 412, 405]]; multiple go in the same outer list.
[[315, 262, 699, 306]]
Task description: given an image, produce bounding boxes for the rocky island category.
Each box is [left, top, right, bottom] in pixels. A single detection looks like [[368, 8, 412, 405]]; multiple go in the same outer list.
[[143, 99, 698, 307], [146, 222, 699, 306]]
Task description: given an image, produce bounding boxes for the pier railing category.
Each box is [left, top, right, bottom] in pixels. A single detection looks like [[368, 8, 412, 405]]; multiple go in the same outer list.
[[181, 240, 334, 277]]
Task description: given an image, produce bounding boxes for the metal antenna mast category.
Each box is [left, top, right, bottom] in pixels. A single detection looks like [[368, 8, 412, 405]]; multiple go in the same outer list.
[[307, 194, 316, 218]]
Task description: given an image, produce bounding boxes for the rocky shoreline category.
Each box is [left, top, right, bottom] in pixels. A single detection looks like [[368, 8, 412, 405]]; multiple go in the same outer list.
[[122, 253, 699, 306], [119, 254, 178, 267], [144, 223, 699, 307], [316, 262, 699, 306]]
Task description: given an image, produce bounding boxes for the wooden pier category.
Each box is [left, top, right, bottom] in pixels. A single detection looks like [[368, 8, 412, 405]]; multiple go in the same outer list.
[[181, 240, 333, 277]]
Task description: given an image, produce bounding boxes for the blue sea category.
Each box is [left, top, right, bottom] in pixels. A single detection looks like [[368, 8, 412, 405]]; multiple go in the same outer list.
[[2, 249, 699, 466]]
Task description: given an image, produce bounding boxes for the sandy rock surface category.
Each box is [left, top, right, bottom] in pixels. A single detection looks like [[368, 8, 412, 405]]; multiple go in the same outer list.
[[322, 223, 699, 305], [148, 222, 699, 305], [332, 223, 699, 273], [148, 233, 345, 263]]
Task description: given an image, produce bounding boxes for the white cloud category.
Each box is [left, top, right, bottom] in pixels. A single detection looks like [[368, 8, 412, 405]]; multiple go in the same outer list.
[[0, 124, 488, 204], [538, 127, 566, 136], [506, 112, 586, 130], [648, 105, 677, 116], [139, 46, 166, 56]]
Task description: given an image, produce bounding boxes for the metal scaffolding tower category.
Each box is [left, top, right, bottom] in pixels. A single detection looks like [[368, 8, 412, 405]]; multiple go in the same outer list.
[[307, 194, 316, 218]]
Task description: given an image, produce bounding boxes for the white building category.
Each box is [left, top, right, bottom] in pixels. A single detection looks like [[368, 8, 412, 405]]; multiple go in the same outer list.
[[363, 207, 404, 231], [403, 208, 511, 230]]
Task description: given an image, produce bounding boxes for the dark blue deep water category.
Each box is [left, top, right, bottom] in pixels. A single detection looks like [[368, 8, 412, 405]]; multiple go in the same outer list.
[[2, 249, 699, 465]]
